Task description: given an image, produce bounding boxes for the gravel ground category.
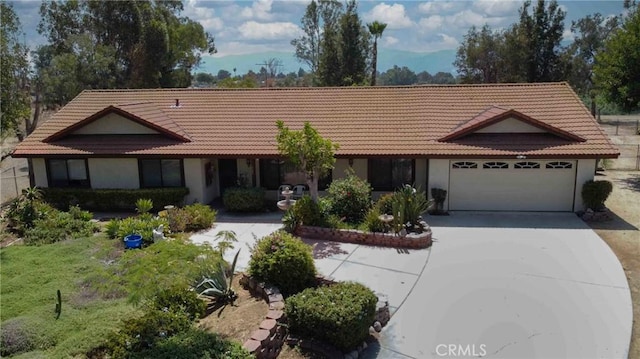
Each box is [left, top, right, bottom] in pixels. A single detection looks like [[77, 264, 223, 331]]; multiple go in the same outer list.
[[589, 170, 640, 358]]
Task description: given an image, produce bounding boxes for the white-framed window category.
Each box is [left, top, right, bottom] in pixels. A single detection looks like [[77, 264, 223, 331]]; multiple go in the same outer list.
[[47, 159, 90, 187], [546, 161, 573, 169], [482, 161, 509, 169], [452, 161, 478, 169], [514, 161, 540, 169]]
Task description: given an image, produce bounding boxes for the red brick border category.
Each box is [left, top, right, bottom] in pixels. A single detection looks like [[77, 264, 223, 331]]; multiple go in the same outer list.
[[239, 274, 287, 359], [295, 226, 432, 249]]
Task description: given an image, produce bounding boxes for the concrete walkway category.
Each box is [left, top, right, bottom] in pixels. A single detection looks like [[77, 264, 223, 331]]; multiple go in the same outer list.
[[190, 212, 632, 358]]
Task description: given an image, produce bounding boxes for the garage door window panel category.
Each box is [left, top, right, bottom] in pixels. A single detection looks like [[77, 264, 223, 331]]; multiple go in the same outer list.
[[483, 162, 509, 169], [546, 161, 573, 169], [452, 161, 478, 169], [514, 162, 540, 169]]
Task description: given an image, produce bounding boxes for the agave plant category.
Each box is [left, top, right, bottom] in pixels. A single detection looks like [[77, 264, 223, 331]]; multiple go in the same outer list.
[[193, 250, 240, 304]]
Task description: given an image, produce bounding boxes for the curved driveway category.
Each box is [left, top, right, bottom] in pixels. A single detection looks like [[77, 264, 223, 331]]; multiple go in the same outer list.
[[191, 212, 632, 358], [373, 212, 632, 359]]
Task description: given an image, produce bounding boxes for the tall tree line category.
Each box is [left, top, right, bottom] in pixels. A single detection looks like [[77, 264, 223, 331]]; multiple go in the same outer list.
[[455, 0, 640, 111], [34, 0, 216, 109], [291, 0, 371, 86]]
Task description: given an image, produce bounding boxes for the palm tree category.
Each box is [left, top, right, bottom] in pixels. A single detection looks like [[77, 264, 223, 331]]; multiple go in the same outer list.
[[367, 21, 387, 86]]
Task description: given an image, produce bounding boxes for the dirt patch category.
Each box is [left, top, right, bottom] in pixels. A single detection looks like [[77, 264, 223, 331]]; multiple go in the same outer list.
[[278, 345, 328, 359], [198, 276, 268, 344], [589, 170, 639, 358]]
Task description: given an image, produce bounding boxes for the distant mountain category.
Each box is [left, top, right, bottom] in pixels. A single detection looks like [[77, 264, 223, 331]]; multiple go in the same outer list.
[[197, 49, 457, 76]]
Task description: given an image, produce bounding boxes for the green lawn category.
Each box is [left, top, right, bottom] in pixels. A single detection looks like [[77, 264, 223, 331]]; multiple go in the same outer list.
[[0, 235, 138, 358]]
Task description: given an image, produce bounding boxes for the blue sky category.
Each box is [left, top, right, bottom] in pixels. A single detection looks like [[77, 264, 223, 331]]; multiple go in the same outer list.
[[11, 0, 625, 57]]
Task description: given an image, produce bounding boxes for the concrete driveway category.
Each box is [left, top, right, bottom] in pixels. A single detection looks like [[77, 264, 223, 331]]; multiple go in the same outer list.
[[372, 212, 632, 359], [191, 212, 632, 358]]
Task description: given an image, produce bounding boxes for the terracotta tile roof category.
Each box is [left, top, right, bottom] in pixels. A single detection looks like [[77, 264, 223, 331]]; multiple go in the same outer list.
[[44, 103, 191, 142], [14, 82, 619, 158], [439, 106, 586, 142]]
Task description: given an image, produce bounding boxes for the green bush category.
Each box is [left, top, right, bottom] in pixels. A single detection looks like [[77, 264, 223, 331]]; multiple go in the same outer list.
[[116, 239, 225, 304], [132, 329, 252, 359], [147, 286, 206, 321], [135, 198, 154, 214], [581, 180, 613, 210], [110, 216, 169, 245], [23, 206, 99, 245], [393, 185, 432, 230], [0, 317, 54, 356], [3, 188, 52, 235], [222, 187, 265, 212], [326, 171, 372, 223], [42, 187, 189, 211], [248, 231, 316, 296], [364, 206, 385, 232], [104, 310, 192, 357], [293, 195, 324, 226], [374, 193, 395, 215], [286, 282, 377, 351], [182, 203, 217, 231]]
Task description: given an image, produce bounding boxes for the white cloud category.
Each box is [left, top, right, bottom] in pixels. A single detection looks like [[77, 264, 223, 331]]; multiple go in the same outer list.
[[562, 28, 574, 42], [472, 0, 523, 17], [183, 0, 224, 32], [382, 36, 399, 46], [418, 1, 463, 15], [418, 15, 444, 32], [240, 0, 274, 21], [238, 21, 302, 40], [364, 3, 414, 29]]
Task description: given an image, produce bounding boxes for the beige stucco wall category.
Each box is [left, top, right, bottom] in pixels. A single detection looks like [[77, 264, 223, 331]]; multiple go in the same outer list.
[[73, 113, 158, 135], [427, 159, 450, 210], [88, 158, 139, 189], [476, 117, 546, 133], [184, 158, 205, 204], [574, 159, 596, 211], [31, 158, 48, 187], [333, 158, 367, 180]]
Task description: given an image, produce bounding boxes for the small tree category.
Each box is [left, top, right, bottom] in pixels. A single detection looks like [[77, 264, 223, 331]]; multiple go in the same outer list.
[[276, 120, 339, 202]]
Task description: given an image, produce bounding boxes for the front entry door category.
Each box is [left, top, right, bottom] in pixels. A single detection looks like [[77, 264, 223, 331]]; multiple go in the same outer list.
[[218, 159, 237, 195]]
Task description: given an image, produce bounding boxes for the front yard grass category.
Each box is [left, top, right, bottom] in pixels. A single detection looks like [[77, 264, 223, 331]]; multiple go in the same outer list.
[[0, 235, 137, 358]]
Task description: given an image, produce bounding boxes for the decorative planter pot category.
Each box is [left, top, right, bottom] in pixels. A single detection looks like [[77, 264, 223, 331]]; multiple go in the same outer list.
[[124, 234, 142, 249]]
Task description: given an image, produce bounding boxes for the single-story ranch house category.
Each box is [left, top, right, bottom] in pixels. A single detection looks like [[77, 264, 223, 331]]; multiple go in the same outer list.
[[14, 82, 618, 212]]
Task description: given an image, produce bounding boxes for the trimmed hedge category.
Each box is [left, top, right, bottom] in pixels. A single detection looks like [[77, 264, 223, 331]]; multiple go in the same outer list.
[[42, 188, 189, 211], [581, 180, 613, 210], [222, 187, 265, 212], [286, 282, 377, 351], [248, 231, 316, 296]]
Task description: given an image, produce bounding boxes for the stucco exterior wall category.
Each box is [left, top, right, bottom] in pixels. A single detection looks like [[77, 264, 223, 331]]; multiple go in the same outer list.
[[476, 117, 546, 133], [32, 158, 48, 187], [574, 159, 596, 211], [73, 113, 158, 135], [184, 158, 205, 204], [333, 158, 367, 180], [427, 159, 450, 210], [88, 158, 139, 189]]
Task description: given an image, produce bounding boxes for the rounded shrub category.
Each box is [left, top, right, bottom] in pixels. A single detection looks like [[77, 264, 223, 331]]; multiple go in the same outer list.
[[326, 171, 372, 224], [222, 187, 265, 212], [292, 195, 323, 226], [286, 282, 377, 351], [147, 286, 206, 321], [248, 231, 316, 296], [134, 329, 252, 359], [581, 180, 613, 210]]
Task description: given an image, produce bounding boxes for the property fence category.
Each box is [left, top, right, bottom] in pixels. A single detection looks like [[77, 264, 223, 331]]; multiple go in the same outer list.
[[598, 116, 640, 171], [1, 166, 30, 206]]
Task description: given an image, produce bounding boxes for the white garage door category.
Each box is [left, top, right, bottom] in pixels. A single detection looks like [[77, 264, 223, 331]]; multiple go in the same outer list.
[[449, 160, 576, 211]]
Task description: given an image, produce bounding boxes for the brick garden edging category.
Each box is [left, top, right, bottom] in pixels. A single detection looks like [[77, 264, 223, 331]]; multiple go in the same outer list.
[[238, 273, 391, 359], [295, 225, 433, 249], [239, 273, 287, 359]]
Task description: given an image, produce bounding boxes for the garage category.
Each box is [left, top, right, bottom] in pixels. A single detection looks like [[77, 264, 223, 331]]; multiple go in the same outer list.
[[448, 160, 576, 211]]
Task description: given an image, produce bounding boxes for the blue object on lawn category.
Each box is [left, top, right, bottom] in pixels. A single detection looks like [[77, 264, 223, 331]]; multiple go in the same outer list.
[[124, 234, 142, 249]]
